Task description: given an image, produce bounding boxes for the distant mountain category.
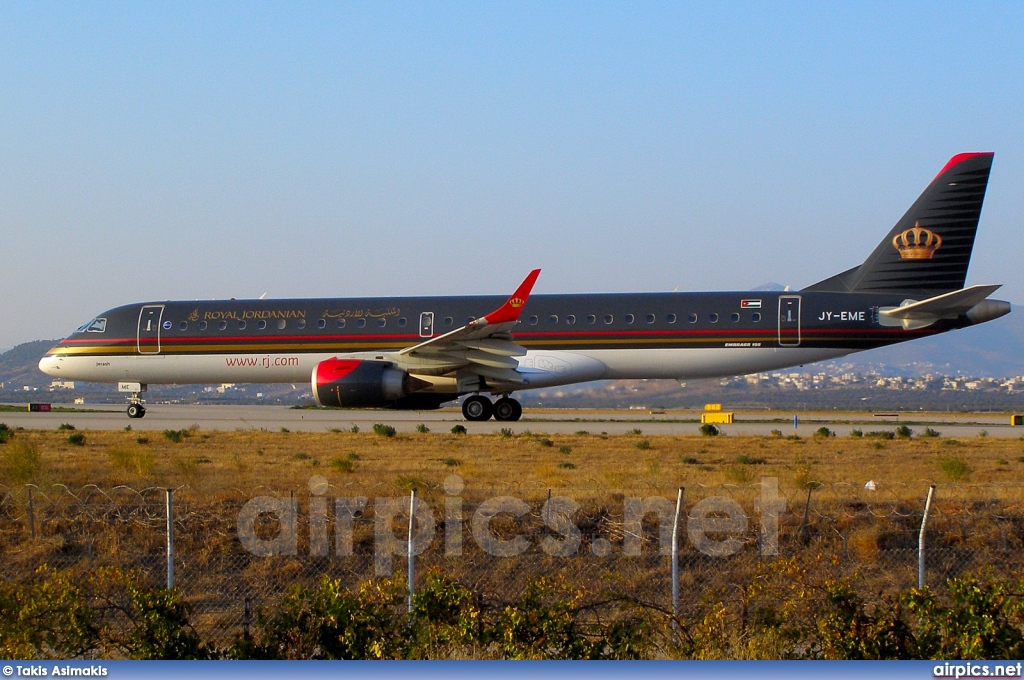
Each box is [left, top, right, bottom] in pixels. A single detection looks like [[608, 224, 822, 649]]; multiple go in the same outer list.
[[0, 340, 59, 388]]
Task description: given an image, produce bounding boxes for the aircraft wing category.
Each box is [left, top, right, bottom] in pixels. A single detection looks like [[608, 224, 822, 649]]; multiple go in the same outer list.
[[879, 284, 1002, 330], [396, 269, 541, 385]]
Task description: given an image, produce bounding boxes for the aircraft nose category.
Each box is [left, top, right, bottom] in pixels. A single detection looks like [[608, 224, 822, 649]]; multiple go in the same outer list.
[[38, 355, 61, 376]]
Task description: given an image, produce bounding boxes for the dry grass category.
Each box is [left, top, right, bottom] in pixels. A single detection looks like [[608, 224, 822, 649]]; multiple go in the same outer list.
[[0, 428, 1021, 501]]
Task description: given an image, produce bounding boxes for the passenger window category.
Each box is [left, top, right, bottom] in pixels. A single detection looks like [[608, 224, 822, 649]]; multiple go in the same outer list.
[[178, 321, 187, 331], [317, 319, 326, 329], [709, 314, 719, 323], [646, 314, 656, 324], [258, 320, 267, 330], [625, 314, 634, 324], [356, 318, 366, 328], [444, 317, 453, 326], [730, 313, 740, 323], [529, 316, 539, 325], [566, 315, 576, 325], [238, 321, 246, 330], [277, 319, 287, 330], [336, 319, 346, 329], [199, 321, 208, 331], [548, 315, 558, 324], [587, 315, 596, 324], [752, 312, 761, 322], [398, 318, 407, 327], [666, 314, 677, 324], [688, 313, 697, 324], [297, 319, 306, 330], [218, 321, 228, 331], [604, 314, 614, 324], [377, 318, 386, 328]]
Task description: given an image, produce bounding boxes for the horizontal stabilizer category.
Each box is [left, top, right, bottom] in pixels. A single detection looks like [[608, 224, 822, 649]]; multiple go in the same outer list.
[[879, 284, 1002, 330]]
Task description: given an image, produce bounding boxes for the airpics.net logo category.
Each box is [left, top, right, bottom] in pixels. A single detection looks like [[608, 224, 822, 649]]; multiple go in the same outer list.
[[235, 475, 787, 574], [934, 663, 1023, 679]]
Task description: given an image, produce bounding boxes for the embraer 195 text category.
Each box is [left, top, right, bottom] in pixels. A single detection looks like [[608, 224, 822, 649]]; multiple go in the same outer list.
[[40, 153, 1010, 421]]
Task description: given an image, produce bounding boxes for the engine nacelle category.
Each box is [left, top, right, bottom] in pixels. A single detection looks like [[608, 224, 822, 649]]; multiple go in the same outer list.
[[312, 358, 424, 408]]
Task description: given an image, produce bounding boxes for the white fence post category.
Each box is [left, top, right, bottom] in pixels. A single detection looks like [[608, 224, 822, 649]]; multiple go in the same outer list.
[[407, 489, 416, 615], [918, 485, 935, 589], [166, 488, 175, 589], [671, 487, 684, 644]]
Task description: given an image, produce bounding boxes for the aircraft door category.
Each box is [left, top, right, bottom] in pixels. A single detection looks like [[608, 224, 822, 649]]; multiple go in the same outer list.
[[137, 305, 165, 354], [778, 296, 801, 347], [419, 312, 434, 338]]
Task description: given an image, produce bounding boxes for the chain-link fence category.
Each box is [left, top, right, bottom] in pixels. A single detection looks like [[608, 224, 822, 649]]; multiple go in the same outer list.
[[2, 480, 1023, 649]]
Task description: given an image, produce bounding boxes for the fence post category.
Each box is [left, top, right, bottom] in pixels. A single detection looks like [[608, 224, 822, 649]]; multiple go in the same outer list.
[[797, 487, 813, 545], [27, 487, 36, 540], [407, 489, 416, 615], [670, 487, 684, 645], [918, 485, 935, 589], [166, 488, 175, 589]]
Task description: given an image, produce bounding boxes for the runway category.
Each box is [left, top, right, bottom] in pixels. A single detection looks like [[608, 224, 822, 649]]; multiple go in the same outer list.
[[2, 403, 1021, 438]]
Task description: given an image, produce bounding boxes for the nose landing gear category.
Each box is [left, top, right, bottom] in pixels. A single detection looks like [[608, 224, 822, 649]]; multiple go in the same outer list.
[[126, 393, 146, 419]]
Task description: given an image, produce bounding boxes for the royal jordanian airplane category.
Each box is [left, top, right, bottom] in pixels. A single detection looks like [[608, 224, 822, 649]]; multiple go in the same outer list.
[[40, 153, 1010, 421]]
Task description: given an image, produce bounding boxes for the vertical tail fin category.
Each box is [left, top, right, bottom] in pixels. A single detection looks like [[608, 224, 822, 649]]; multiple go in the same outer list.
[[805, 153, 993, 296]]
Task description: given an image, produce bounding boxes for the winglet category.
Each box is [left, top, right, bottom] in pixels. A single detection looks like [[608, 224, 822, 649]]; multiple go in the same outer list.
[[475, 269, 541, 327]]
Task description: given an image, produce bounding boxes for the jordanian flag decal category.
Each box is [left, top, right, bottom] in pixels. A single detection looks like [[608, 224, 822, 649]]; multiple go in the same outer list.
[[740, 299, 762, 309]]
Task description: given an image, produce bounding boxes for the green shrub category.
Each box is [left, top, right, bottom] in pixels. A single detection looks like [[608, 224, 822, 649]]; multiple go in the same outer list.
[[450, 424, 467, 435], [1, 440, 41, 483], [700, 424, 720, 437], [940, 456, 972, 482], [67, 433, 86, 446], [441, 457, 461, 467], [0, 423, 12, 444], [736, 454, 767, 465], [895, 425, 913, 439], [415, 423, 429, 433], [920, 427, 941, 438], [629, 428, 642, 435], [770, 429, 783, 437], [330, 457, 355, 473], [558, 461, 576, 469], [163, 429, 189, 443], [539, 438, 554, 447], [815, 427, 835, 438], [681, 456, 700, 464], [350, 425, 360, 434], [865, 430, 895, 440], [373, 423, 397, 437], [850, 429, 863, 437], [57, 423, 76, 431], [635, 440, 651, 450], [499, 428, 514, 438], [558, 445, 572, 454]]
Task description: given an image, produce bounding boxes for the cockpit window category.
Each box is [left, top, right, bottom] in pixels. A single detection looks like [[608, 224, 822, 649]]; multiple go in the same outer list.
[[75, 318, 107, 333]]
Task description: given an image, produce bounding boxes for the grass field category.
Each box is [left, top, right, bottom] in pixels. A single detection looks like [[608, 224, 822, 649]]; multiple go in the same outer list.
[[2, 423, 1023, 496]]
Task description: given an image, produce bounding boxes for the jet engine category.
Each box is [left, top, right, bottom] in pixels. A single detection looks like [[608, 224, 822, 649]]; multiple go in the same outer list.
[[311, 358, 429, 408]]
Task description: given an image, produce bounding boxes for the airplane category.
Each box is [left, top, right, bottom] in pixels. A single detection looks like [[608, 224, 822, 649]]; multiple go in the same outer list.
[[39, 152, 1010, 422]]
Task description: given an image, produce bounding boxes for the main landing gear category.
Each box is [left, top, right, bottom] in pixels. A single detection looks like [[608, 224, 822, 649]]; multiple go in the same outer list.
[[461, 394, 522, 422], [126, 394, 147, 419]]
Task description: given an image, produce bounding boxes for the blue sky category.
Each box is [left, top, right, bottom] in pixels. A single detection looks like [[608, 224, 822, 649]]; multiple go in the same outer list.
[[2, 2, 1022, 351]]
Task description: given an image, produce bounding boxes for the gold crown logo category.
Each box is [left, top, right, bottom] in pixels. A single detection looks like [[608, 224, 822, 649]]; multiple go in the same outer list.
[[892, 222, 942, 260], [188, 309, 199, 322], [508, 297, 525, 308]]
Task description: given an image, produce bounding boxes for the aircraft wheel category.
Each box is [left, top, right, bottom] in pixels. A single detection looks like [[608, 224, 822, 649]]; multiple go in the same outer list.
[[462, 395, 493, 421], [493, 397, 522, 422], [127, 404, 144, 419]]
